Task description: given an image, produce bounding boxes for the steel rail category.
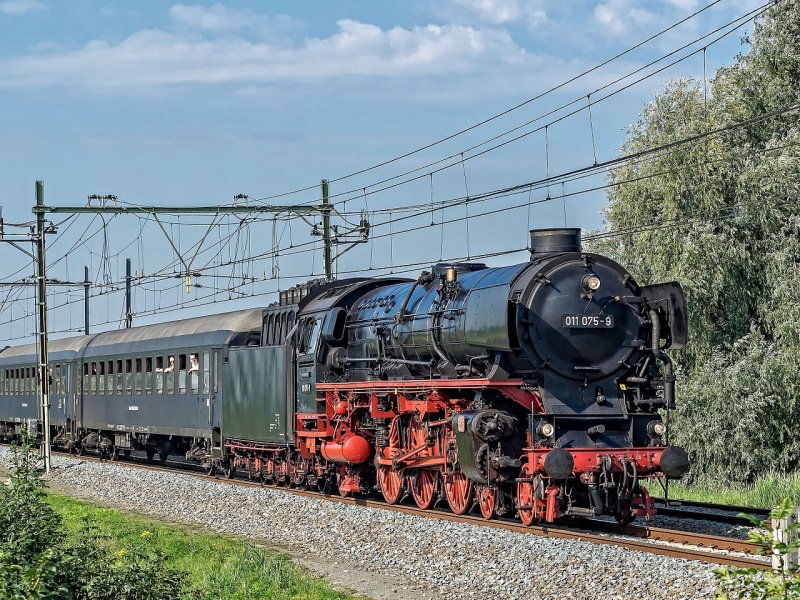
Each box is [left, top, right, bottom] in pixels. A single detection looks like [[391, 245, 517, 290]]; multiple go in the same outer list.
[[27, 449, 768, 571]]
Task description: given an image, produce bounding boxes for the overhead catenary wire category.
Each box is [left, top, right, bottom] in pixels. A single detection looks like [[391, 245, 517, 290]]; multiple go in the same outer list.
[[0, 2, 790, 340], [245, 0, 732, 204], [8, 132, 797, 334], [253, 1, 775, 210]]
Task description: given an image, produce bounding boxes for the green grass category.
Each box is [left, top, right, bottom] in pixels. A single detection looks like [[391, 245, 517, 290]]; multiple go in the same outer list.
[[47, 494, 356, 600], [666, 471, 800, 509]]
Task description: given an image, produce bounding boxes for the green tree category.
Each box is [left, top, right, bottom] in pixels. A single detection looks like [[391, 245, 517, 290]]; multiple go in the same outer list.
[[593, 0, 800, 482], [0, 435, 186, 599]]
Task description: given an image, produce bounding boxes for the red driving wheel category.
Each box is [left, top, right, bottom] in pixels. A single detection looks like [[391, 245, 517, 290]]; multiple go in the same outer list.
[[378, 418, 404, 504], [444, 471, 473, 515], [411, 469, 438, 509]]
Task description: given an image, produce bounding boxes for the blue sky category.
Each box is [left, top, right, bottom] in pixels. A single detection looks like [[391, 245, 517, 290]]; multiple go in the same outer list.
[[0, 0, 761, 339]]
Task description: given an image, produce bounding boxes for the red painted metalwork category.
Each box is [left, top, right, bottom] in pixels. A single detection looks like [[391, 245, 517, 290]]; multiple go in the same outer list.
[[632, 486, 656, 520], [526, 447, 666, 476], [444, 472, 473, 515], [516, 464, 537, 526], [545, 486, 560, 522], [411, 470, 438, 509], [321, 434, 371, 464], [477, 485, 497, 520], [316, 379, 543, 412]]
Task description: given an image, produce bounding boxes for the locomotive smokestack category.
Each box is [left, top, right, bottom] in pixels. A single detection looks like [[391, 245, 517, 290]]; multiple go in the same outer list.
[[529, 228, 582, 258]]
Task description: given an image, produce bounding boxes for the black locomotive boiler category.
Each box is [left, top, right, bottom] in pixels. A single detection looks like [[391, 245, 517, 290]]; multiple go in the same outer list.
[[0, 228, 689, 524]]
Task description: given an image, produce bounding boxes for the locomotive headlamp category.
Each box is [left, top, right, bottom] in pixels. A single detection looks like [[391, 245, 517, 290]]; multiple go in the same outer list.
[[648, 421, 667, 437], [582, 275, 601, 291], [537, 422, 555, 438]]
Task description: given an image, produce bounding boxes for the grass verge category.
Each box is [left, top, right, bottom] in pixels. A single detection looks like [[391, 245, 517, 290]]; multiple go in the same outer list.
[[47, 494, 356, 600], [665, 471, 800, 509]]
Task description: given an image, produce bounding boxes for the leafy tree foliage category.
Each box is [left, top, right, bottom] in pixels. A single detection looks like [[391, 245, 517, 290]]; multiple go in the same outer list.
[[715, 499, 800, 599], [0, 435, 186, 599], [593, 1, 800, 482]]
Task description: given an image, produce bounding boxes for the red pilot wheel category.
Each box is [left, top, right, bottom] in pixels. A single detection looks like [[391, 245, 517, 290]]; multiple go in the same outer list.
[[478, 485, 497, 520]]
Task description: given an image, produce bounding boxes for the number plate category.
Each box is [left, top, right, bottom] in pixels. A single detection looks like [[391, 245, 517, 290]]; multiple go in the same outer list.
[[561, 314, 615, 328]]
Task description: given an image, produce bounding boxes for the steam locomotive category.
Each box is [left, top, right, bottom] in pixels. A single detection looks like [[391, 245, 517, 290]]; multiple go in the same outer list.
[[0, 228, 689, 524]]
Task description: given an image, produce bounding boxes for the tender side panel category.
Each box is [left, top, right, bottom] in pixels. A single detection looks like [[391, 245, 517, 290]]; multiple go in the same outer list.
[[223, 345, 290, 444]]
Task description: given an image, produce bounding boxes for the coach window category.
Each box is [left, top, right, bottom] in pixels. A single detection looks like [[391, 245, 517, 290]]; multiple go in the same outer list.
[[145, 357, 153, 394], [155, 356, 164, 394], [124, 359, 132, 394], [114, 360, 121, 394], [106, 361, 113, 395], [178, 354, 187, 394], [88, 363, 96, 394], [134, 358, 142, 394], [98, 362, 105, 395], [202, 352, 210, 394], [163, 355, 175, 394], [189, 353, 199, 394]]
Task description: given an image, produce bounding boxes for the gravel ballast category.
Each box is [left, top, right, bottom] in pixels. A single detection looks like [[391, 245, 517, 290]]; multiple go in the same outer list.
[[1, 449, 720, 600]]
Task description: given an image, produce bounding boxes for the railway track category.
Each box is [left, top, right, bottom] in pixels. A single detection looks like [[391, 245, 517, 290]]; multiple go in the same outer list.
[[26, 449, 768, 571], [652, 497, 771, 526]]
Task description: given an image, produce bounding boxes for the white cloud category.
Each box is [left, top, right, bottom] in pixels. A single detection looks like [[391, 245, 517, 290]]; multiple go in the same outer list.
[[452, 0, 546, 26], [168, 3, 301, 35], [0, 17, 531, 89], [665, 0, 699, 9], [593, 0, 657, 35], [0, 0, 45, 15]]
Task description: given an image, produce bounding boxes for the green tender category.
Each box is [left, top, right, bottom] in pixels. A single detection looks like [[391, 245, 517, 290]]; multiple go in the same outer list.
[[223, 346, 291, 444]]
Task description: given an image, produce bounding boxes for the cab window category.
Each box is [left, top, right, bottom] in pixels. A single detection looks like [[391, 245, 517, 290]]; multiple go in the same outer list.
[[299, 318, 322, 356]]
